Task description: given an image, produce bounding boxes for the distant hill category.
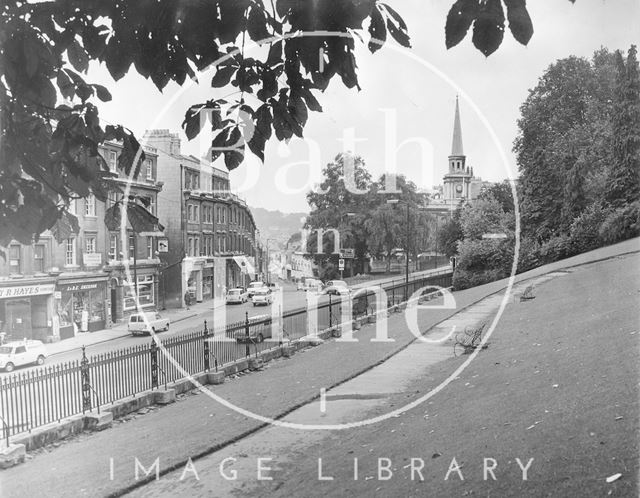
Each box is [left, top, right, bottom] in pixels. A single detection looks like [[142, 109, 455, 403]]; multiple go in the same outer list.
[[250, 207, 307, 249]]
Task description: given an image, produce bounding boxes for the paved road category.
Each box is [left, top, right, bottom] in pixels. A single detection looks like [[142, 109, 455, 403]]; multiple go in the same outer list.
[[0, 269, 447, 376]]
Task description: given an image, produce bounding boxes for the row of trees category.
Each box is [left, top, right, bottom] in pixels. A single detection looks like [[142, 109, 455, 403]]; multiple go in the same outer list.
[[303, 153, 434, 279], [439, 46, 640, 290]]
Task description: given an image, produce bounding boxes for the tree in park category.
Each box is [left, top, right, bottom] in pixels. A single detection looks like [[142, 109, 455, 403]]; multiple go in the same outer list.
[[605, 45, 640, 208], [364, 175, 429, 273], [1, 0, 570, 252]]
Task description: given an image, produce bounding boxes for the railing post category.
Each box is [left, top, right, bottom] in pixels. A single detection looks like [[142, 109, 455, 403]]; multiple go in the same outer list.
[[329, 293, 333, 328], [81, 346, 91, 413], [203, 320, 210, 372], [245, 312, 250, 357], [150, 340, 158, 389]]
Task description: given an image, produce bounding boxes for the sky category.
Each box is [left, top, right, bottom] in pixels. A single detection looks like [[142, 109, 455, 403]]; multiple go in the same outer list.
[[89, 0, 640, 213]]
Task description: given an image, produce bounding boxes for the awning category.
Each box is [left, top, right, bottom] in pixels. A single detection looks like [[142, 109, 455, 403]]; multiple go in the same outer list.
[[232, 255, 255, 274]]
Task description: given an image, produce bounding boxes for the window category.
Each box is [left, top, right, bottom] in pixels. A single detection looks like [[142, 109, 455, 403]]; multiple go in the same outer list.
[[124, 275, 155, 310], [194, 237, 200, 256], [34, 244, 45, 272], [65, 239, 76, 266], [108, 150, 117, 171], [145, 159, 154, 180], [194, 205, 199, 222], [149, 197, 156, 216], [216, 206, 220, 223], [85, 234, 97, 253], [108, 234, 118, 261], [68, 200, 77, 215], [84, 194, 96, 216], [188, 237, 194, 257], [147, 237, 153, 258], [128, 234, 135, 259], [9, 244, 21, 273]]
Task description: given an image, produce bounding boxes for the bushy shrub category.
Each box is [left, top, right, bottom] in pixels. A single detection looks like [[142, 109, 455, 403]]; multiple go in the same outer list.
[[567, 204, 607, 254], [516, 236, 542, 273], [538, 233, 573, 263], [453, 268, 504, 290], [599, 201, 640, 244]]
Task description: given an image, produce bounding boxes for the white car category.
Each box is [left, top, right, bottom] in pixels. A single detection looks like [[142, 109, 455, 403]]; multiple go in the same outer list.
[[128, 312, 170, 336], [252, 288, 273, 306], [298, 278, 323, 292], [226, 288, 248, 304], [0, 340, 47, 372], [324, 280, 350, 295], [247, 281, 267, 298]]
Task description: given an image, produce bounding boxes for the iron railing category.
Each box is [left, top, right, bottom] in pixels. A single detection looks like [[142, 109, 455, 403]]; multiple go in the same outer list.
[[0, 270, 451, 437]]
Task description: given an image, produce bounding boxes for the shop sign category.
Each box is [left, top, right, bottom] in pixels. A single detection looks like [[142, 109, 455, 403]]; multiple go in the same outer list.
[[60, 282, 103, 292], [83, 253, 102, 266], [0, 284, 55, 298], [158, 238, 169, 252]]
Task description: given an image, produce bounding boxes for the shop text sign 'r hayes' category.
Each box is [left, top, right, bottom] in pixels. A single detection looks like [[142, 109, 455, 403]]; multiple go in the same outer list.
[[0, 284, 56, 298]]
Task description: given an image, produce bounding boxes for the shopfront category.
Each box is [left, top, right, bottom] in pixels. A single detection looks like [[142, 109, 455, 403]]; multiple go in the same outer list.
[[56, 277, 107, 338], [203, 264, 214, 301], [0, 281, 55, 342]]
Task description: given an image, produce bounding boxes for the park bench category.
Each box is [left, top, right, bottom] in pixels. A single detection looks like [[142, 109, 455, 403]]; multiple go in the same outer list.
[[453, 322, 488, 356]]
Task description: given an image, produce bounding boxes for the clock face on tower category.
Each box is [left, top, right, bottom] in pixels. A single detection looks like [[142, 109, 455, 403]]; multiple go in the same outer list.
[[455, 184, 463, 193]]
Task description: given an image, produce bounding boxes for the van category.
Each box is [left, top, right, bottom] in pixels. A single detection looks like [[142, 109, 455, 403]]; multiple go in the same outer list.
[[0, 340, 47, 372], [128, 312, 170, 336]]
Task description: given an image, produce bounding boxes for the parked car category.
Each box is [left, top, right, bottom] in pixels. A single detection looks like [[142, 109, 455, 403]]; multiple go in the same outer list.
[[128, 312, 170, 336], [234, 314, 273, 342], [252, 288, 273, 306], [226, 287, 248, 304], [298, 277, 324, 293], [324, 280, 351, 295], [247, 281, 267, 298], [267, 282, 281, 291], [0, 340, 47, 372]]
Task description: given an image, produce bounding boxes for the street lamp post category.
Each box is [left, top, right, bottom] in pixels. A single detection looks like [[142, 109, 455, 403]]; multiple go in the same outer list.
[[340, 212, 356, 278], [386, 200, 427, 301]]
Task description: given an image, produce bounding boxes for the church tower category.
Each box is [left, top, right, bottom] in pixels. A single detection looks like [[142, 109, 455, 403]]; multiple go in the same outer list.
[[443, 96, 472, 204]]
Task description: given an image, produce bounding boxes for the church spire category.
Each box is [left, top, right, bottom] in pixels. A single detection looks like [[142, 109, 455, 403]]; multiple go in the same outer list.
[[451, 95, 464, 156]]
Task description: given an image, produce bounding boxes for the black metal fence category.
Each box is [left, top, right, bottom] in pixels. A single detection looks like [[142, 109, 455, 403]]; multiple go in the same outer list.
[[0, 270, 452, 439]]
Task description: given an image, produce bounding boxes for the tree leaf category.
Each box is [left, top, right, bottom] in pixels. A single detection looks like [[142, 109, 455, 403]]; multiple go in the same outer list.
[[504, 0, 533, 46], [211, 65, 237, 87], [445, 0, 478, 49], [472, 0, 505, 56], [93, 84, 112, 102], [382, 3, 411, 48], [67, 39, 89, 73], [368, 4, 387, 53]]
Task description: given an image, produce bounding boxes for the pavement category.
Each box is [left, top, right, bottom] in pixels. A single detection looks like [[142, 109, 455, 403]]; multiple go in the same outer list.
[[0, 238, 637, 497], [43, 298, 227, 357]]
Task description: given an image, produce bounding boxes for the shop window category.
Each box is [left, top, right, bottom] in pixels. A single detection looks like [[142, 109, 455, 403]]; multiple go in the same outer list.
[[34, 244, 45, 272], [85, 195, 96, 217], [9, 244, 21, 273], [65, 239, 76, 266], [85, 234, 97, 253], [124, 275, 155, 310]]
